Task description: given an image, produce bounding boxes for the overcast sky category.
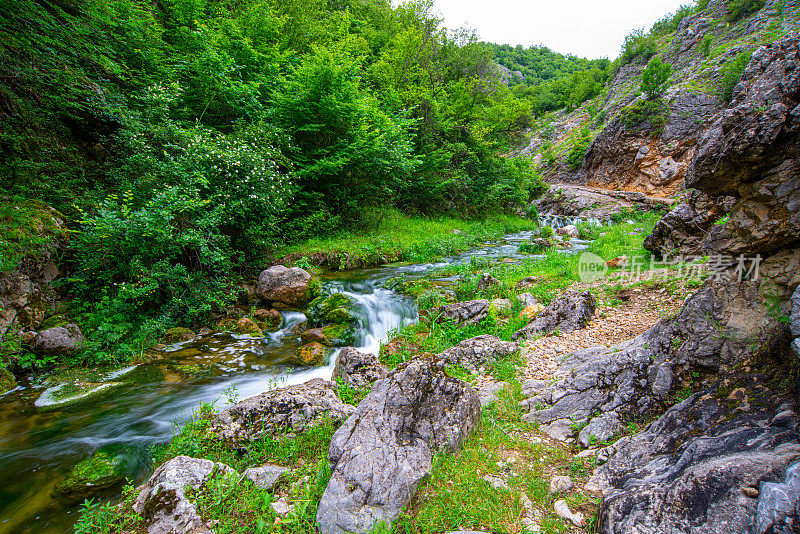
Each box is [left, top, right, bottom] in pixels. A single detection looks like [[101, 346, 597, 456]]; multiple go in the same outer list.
[[430, 0, 690, 59]]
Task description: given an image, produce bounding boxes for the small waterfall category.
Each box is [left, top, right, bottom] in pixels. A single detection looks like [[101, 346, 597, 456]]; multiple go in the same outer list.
[[538, 212, 603, 229]]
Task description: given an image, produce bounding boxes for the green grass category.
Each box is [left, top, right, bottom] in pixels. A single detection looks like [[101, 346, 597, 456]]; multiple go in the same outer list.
[[275, 210, 538, 269]]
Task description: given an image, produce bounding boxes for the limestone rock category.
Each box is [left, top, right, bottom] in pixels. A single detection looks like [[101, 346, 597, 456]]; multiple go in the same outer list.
[[578, 412, 621, 448], [755, 461, 800, 534], [437, 335, 518, 372], [515, 293, 538, 307], [133, 455, 235, 534], [549, 475, 574, 494], [421, 299, 490, 326], [512, 291, 595, 340], [31, 324, 84, 356], [791, 284, 800, 338], [211, 379, 355, 446], [243, 464, 288, 490], [555, 225, 579, 238], [554, 500, 584, 527], [257, 265, 312, 309], [316, 358, 480, 534], [332, 347, 387, 389]]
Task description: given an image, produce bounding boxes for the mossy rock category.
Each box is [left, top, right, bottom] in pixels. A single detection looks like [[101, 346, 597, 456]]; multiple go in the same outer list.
[[234, 318, 263, 337], [164, 327, 196, 343], [290, 342, 330, 367], [322, 323, 357, 346], [0, 368, 17, 395], [39, 314, 71, 330], [53, 445, 135, 500], [307, 277, 323, 301], [307, 292, 358, 327]]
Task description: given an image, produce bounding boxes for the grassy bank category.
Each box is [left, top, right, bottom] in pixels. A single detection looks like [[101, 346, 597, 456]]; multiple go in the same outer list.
[[274, 210, 538, 270], [75, 211, 669, 534]]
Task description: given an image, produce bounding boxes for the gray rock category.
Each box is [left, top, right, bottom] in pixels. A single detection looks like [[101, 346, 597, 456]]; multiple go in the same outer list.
[[771, 410, 798, 428], [549, 475, 574, 494], [316, 358, 480, 534], [649, 363, 674, 398], [578, 412, 622, 448], [793, 338, 800, 358], [556, 225, 579, 238], [591, 370, 800, 534], [512, 291, 596, 340], [31, 324, 84, 356], [133, 455, 235, 534], [516, 293, 538, 307], [438, 334, 518, 372], [243, 464, 288, 490], [489, 298, 511, 312], [257, 265, 312, 308], [211, 379, 355, 446], [483, 474, 510, 490], [541, 418, 576, 442], [477, 273, 500, 291], [332, 347, 387, 390], [755, 461, 800, 534], [421, 299, 490, 326], [521, 378, 548, 398], [475, 381, 508, 407], [791, 284, 800, 338], [271, 498, 294, 516]]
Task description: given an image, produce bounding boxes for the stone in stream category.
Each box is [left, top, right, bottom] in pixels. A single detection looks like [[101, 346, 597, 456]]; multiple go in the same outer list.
[[53, 444, 137, 501], [257, 265, 312, 309], [291, 342, 330, 366], [555, 225, 579, 238], [420, 299, 490, 326], [316, 358, 481, 534], [210, 379, 355, 446], [512, 291, 595, 340], [332, 347, 387, 389], [133, 455, 235, 534], [437, 334, 518, 372]]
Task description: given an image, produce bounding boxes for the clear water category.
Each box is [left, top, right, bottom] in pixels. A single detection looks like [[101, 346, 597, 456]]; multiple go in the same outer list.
[[0, 218, 592, 533]]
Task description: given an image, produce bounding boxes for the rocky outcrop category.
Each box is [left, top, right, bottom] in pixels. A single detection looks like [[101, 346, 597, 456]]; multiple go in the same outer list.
[[420, 299, 490, 326], [512, 291, 595, 341], [211, 379, 355, 446], [31, 324, 84, 356], [438, 335, 518, 372], [643, 190, 735, 257], [590, 368, 800, 534], [133, 455, 235, 534], [257, 265, 312, 309], [332, 347, 387, 389], [536, 184, 671, 219], [316, 358, 480, 534], [685, 36, 800, 258]]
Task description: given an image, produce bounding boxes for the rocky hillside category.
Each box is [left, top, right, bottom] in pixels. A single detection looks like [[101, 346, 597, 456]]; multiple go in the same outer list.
[[523, 32, 800, 533], [521, 0, 798, 204]]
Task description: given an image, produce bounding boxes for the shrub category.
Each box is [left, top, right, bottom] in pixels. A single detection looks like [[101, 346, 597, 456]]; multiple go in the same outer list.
[[623, 99, 668, 135], [699, 34, 713, 57], [620, 30, 658, 65], [641, 57, 672, 99], [718, 51, 752, 103], [726, 0, 765, 22], [566, 127, 592, 170]]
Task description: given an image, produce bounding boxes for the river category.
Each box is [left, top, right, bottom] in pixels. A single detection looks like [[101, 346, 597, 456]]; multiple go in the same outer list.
[[0, 218, 590, 533]]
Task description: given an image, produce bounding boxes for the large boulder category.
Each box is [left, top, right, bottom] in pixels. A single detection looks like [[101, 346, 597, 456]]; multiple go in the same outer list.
[[31, 323, 84, 356], [438, 335, 518, 372], [590, 370, 800, 534], [420, 299, 490, 326], [133, 455, 235, 534], [333, 347, 387, 389], [316, 358, 481, 534], [512, 291, 595, 340], [210, 379, 355, 446], [257, 265, 312, 309]]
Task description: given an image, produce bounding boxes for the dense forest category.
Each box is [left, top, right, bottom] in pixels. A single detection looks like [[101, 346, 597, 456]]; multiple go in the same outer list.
[[0, 0, 610, 366]]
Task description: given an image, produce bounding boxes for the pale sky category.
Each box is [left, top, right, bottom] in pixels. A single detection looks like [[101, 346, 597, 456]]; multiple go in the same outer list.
[[432, 0, 690, 59]]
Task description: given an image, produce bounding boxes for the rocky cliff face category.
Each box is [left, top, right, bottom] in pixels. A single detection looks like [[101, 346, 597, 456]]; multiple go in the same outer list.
[[521, 0, 794, 212], [523, 33, 800, 534]]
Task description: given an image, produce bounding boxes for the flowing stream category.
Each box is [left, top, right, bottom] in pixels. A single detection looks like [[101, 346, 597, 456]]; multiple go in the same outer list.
[[0, 220, 592, 533]]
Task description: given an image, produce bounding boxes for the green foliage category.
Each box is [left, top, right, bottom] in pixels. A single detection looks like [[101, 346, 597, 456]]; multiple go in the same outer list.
[[641, 57, 672, 99], [566, 127, 592, 170], [620, 29, 658, 66], [718, 51, 752, 103], [727, 0, 766, 22], [650, 4, 694, 36], [699, 34, 714, 57], [623, 99, 668, 135], [0, 198, 66, 273]]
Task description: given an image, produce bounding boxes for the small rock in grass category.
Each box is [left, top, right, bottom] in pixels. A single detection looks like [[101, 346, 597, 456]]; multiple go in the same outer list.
[[549, 475, 574, 494], [554, 499, 584, 527], [243, 464, 288, 490], [483, 474, 510, 490], [271, 498, 294, 516]]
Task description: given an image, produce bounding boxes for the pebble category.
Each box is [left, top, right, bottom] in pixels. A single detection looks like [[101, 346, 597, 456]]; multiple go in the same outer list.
[[742, 486, 759, 498], [270, 498, 294, 516], [554, 499, 585, 527]]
